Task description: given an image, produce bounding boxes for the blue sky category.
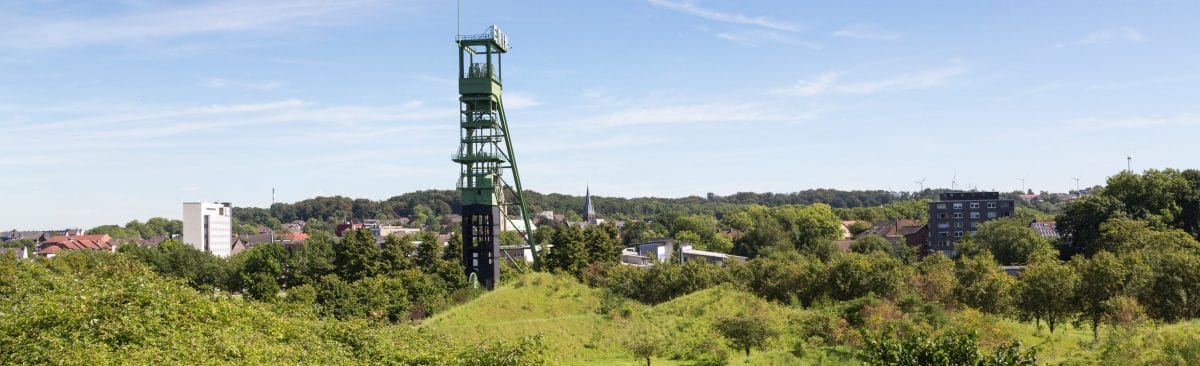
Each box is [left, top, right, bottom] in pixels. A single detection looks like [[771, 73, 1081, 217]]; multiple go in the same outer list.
[[2, 0, 1199, 229]]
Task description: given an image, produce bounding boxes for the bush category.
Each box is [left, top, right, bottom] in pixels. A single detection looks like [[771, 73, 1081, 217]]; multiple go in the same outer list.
[[863, 331, 1037, 366]]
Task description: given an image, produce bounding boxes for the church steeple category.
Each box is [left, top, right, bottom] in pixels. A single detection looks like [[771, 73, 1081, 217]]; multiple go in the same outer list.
[[584, 186, 596, 224]]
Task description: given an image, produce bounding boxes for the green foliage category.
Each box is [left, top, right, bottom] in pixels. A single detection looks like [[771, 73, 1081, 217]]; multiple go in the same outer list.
[[955, 253, 1015, 314], [1141, 249, 1200, 321], [623, 322, 667, 366], [734, 256, 826, 306], [826, 252, 911, 301], [733, 204, 842, 259], [238, 242, 288, 300], [119, 239, 234, 291], [584, 222, 623, 263], [1057, 169, 1200, 257], [1097, 218, 1200, 253], [290, 231, 336, 285], [914, 253, 958, 306], [851, 234, 893, 254], [958, 219, 1053, 266], [713, 312, 779, 357], [835, 199, 930, 222], [1073, 251, 1135, 338], [0, 251, 543, 365], [379, 233, 416, 273], [543, 225, 588, 278], [863, 331, 1037, 366], [1015, 259, 1079, 333], [335, 229, 378, 281]]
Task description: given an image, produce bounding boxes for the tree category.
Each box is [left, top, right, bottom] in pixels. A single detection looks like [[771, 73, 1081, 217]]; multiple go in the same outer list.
[[334, 229, 378, 282], [1016, 259, 1079, 333], [314, 274, 360, 320], [956, 253, 1015, 314], [1141, 249, 1200, 321], [1055, 195, 1121, 257], [967, 219, 1054, 266], [623, 322, 667, 366], [825, 252, 910, 300], [786, 204, 843, 259], [584, 223, 622, 263], [238, 242, 289, 300], [914, 252, 958, 306], [1072, 251, 1128, 339], [1096, 218, 1200, 254], [413, 231, 442, 271], [544, 225, 588, 278], [291, 231, 336, 286], [712, 313, 778, 357], [720, 210, 752, 232], [851, 234, 893, 254], [411, 204, 434, 229], [379, 234, 416, 274], [442, 233, 464, 262]]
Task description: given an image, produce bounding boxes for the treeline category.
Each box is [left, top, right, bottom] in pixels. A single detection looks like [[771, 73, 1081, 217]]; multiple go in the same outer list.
[[230, 188, 939, 230], [84, 217, 181, 239], [119, 230, 473, 322]]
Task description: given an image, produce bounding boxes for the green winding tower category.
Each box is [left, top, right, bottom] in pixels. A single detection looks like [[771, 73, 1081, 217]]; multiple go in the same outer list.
[[454, 25, 537, 289]]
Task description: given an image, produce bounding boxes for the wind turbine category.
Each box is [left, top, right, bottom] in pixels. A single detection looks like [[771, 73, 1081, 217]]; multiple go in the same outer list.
[[913, 177, 926, 193], [1072, 177, 1081, 192], [951, 172, 958, 190]]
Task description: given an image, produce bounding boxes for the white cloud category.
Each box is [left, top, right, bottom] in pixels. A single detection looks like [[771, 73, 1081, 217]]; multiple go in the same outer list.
[[1077, 26, 1146, 45], [775, 64, 968, 97], [0, 0, 390, 49], [204, 78, 285, 90], [833, 24, 900, 41], [572, 101, 805, 129], [1086, 75, 1200, 91], [503, 93, 542, 110], [716, 30, 821, 49], [647, 0, 799, 32], [1069, 113, 1200, 130], [4, 98, 454, 142]]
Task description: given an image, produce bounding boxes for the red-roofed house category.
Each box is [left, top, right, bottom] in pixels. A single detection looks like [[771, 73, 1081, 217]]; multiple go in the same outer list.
[[37, 234, 114, 257]]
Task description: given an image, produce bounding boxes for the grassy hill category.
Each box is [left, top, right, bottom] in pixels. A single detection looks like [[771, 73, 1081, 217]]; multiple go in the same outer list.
[[422, 271, 1200, 365], [421, 273, 860, 365]]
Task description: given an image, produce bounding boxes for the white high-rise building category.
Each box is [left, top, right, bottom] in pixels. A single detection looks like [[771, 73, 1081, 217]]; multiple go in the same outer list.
[[182, 202, 233, 258]]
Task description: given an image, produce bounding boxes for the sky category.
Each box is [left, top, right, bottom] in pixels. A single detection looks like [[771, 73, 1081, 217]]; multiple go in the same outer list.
[[2, 0, 1200, 229]]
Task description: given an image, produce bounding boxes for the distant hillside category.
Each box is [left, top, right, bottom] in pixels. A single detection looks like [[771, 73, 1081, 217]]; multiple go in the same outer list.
[[239, 188, 929, 227]]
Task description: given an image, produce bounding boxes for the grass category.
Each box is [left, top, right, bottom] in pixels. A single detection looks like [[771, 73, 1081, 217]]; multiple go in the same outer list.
[[423, 272, 1200, 365]]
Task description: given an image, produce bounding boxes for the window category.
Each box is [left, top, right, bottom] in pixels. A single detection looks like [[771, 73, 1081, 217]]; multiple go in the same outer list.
[[970, 203, 980, 209], [938, 213, 948, 218], [954, 231, 964, 237], [936, 204, 946, 209], [971, 221, 979, 228], [939, 232, 950, 238], [953, 203, 963, 209], [970, 212, 980, 218], [953, 213, 963, 218], [988, 212, 997, 218], [937, 222, 950, 229], [987, 202, 997, 208], [954, 222, 962, 228]]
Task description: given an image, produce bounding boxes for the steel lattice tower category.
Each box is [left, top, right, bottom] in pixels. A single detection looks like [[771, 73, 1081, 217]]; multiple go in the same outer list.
[[454, 25, 537, 290]]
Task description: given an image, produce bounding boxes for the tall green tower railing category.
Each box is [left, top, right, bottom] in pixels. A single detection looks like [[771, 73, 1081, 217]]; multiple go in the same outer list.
[[454, 25, 537, 289]]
